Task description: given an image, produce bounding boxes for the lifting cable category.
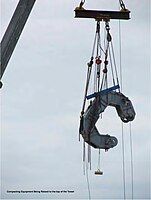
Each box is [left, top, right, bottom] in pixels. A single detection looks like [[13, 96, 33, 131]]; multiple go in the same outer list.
[[83, 142, 91, 200], [118, 11, 126, 200], [119, 0, 127, 11], [109, 46, 116, 86], [78, 0, 86, 9], [78, 0, 128, 11], [79, 57, 93, 141], [86, 161, 91, 200], [118, 2, 134, 198], [110, 41, 120, 90], [97, 149, 101, 171], [82, 142, 91, 199], [121, 123, 126, 199], [129, 122, 134, 199]]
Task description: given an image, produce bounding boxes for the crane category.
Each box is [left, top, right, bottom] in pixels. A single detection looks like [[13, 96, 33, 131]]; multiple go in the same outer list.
[[0, 0, 37, 88]]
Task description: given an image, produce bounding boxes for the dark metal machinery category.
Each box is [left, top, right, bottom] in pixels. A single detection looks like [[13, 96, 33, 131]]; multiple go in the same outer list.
[[0, 0, 37, 88]]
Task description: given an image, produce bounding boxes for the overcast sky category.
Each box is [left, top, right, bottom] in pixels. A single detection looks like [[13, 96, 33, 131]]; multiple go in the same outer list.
[[1, 0, 150, 199]]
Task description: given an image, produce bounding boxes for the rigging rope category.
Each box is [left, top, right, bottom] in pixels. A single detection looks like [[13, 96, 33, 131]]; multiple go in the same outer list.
[[118, 2, 134, 198], [97, 149, 101, 170], [79, 58, 93, 141], [118, 14, 126, 200], [110, 41, 120, 91], [119, 0, 127, 10], [121, 123, 126, 199], [119, 7, 134, 200], [119, 20, 123, 91], [129, 122, 134, 199], [109, 46, 116, 86], [86, 161, 91, 200], [83, 140, 86, 175], [79, 0, 86, 9], [78, 0, 128, 11]]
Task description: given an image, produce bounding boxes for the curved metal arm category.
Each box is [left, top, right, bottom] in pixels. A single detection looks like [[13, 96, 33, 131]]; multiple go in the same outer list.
[[80, 91, 135, 149]]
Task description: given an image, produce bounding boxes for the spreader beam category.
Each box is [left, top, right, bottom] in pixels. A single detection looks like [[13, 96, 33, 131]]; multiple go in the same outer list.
[[75, 9, 130, 20]]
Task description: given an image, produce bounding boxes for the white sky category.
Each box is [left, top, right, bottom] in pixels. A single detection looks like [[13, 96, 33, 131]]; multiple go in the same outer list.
[[1, 0, 150, 199]]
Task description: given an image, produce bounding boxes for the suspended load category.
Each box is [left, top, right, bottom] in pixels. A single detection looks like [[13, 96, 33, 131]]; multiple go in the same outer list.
[[78, 19, 135, 151], [80, 91, 135, 150], [75, 0, 136, 174]]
